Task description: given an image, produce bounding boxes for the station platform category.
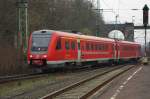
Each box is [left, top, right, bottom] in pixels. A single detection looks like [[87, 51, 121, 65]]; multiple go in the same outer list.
[[93, 64, 150, 99]]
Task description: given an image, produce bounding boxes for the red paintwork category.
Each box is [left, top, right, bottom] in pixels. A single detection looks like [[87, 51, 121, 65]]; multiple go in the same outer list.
[[27, 30, 141, 66], [117, 40, 141, 59]]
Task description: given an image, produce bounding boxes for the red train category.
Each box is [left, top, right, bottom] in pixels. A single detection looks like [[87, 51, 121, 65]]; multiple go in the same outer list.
[[27, 30, 141, 69]]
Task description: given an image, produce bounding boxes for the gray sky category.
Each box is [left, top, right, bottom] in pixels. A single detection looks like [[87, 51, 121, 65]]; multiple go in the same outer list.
[[93, 0, 150, 25], [92, 0, 150, 44]]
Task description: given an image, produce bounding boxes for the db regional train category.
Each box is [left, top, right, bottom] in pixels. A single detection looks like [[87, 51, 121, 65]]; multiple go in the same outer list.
[[27, 30, 141, 70]]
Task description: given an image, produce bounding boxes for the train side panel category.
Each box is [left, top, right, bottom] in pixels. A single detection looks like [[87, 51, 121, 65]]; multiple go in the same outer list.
[[27, 30, 142, 69], [117, 41, 141, 61], [47, 35, 78, 63]]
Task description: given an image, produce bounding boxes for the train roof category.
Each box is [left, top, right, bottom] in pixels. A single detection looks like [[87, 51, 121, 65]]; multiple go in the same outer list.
[[32, 30, 141, 45], [53, 30, 115, 42], [118, 40, 140, 45]]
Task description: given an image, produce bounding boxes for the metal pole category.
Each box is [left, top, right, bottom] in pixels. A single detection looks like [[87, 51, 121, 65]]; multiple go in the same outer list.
[[17, 0, 28, 51], [97, 0, 100, 13], [115, 15, 117, 60], [115, 15, 118, 39], [145, 26, 147, 56], [96, 0, 100, 36], [18, 5, 22, 48], [25, 4, 28, 50]]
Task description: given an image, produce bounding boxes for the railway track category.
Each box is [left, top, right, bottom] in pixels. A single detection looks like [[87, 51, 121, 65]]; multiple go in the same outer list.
[[0, 64, 108, 85], [40, 65, 135, 99], [0, 73, 48, 84], [0, 63, 113, 85], [0, 66, 95, 85], [0, 66, 104, 85]]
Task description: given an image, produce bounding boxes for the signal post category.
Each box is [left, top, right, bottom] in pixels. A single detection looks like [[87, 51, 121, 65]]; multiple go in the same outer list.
[[143, 4, 149, 64], [16, 0, 28, 52]]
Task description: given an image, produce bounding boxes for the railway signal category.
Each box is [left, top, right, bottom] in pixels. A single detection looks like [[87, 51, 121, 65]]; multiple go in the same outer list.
[[143, 4, 149, 27], [143, 4, 149, 57]]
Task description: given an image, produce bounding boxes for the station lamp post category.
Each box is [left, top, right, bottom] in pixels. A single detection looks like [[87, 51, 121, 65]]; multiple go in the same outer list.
[[16, 0, 28, 52]]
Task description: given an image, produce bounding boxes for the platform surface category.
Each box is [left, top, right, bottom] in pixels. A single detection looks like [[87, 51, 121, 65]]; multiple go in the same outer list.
[[93, 64, 150, 99]]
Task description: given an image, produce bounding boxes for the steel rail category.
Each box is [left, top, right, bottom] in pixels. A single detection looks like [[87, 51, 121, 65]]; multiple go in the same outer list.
[[40, 65, 132, 99], [0, 73, 47, 84], [0, 64, 105, 84], [80, 65, 134, 99]]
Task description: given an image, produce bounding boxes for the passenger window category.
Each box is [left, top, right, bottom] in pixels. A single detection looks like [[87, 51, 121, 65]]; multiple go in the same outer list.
[[56, 38, 61, 50], [82, 45, 84, 50], [99, 44, 102, 50], [86, 43, 89, 50], [91, 43, 94, 50], [81, 44, 84, 50], [71, 41, 75, 50], [94, 44, 96, 50], [98, 44, 101, 50], [96, 44, 98, 50], [86, 43, 88, 50], [104, 44, 108, 50], [65, 40, 70, 50]]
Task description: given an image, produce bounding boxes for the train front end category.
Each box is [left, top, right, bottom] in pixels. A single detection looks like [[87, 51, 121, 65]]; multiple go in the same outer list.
[[27, 30, 52, 67]]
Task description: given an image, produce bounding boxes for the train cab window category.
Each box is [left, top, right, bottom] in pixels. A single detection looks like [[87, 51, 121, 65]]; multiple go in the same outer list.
[[71, 41, 76, 50], [31, 33, 51, 52], [65, 40, 70, 50], [56, 38, 61, 50]]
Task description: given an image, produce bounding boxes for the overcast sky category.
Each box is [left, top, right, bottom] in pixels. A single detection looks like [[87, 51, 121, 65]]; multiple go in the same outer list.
[[91, 0, 150, 44], [93, 0, 150, 25]]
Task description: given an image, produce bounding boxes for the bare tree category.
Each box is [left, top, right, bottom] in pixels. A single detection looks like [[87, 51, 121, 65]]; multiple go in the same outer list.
[[28, 0, 105, 35], [0, 0, 106, 75]]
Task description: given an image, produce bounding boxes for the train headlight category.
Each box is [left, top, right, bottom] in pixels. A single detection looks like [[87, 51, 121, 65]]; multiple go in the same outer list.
[[30, 55, 33, 58], [43, 55, 47, 58]]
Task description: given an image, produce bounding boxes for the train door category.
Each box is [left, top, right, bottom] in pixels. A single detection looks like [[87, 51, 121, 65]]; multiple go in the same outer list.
[[117, 43, 120, 60], [70, 39, 77, 60], [64, 38, 71, 60], [113, 43, 116, 59], [77, 39, 81, 62], [115, 44, 118, 60], [114, 40, 120, 61], [55, 37, 63, 59]]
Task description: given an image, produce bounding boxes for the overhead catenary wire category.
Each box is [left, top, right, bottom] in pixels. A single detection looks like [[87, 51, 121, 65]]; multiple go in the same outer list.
[[101, 0, 116, 14]]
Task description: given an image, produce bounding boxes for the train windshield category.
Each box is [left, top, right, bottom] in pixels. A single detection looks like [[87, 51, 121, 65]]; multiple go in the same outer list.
[[31, 33, 51, 52]]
